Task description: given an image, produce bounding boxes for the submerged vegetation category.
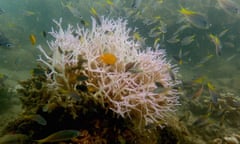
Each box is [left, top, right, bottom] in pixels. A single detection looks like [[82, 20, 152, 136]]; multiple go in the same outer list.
[[0, 73, 12, 114]]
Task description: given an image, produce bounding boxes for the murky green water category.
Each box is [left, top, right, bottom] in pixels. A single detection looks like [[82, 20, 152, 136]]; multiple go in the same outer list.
[[1, 0, 240, 143]]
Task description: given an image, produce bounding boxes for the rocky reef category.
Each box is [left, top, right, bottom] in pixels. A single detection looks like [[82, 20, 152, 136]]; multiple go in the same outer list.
[[0, 17, 184, 144]]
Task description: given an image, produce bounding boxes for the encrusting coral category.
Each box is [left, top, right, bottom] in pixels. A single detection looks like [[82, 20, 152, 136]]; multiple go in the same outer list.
[[37, 16, 181, 129]]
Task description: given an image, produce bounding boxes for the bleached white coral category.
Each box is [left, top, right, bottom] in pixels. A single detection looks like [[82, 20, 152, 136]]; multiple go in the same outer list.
[[37, 16, 180, 128]]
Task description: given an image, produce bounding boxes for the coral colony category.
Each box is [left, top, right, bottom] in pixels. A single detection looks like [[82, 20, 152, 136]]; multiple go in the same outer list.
[[37, 17, 180, 129]]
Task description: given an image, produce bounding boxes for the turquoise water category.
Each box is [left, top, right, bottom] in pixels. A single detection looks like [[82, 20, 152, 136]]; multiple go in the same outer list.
[[0, 0, 240, 143]]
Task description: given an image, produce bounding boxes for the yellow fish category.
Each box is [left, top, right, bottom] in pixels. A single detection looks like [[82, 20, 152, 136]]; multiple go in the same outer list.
[[179, 7, 196, 15], [195, 54, 214, 68], [133, 32, 141, 41], [23, 10, 36, 16], [207, 82, 215, 91], [209, 34, 222, 56], [90, 7, 97, 16], [133, 32, 145, 45], [179, 7, 209, 29], [100, 53, 117, 65], [153, 37, 161, 48], [106, 0, 114, 6], [192, 76, 205, 84], [90, 7, 101, 25], [29, 34, 36, 45]]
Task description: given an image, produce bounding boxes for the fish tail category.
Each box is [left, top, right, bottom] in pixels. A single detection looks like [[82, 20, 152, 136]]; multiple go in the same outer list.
[[179, 5, 195, 15]]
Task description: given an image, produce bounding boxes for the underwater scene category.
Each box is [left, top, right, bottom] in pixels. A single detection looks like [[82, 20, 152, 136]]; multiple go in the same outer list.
[[0, 0, 240, 143]]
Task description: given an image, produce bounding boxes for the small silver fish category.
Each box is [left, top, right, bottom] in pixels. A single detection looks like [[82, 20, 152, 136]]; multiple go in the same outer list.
[[24, 114, 47, 126], [90, 7, 101, 25], [35, 130, 80, 143], [61, 1, 82, 19], [173, 24, 191, 35], [218, 28, 229, 37], [168, 67, 176, 81], [181, 35, 195, 46], [0, 8, 5, 15], [167, 35, 180, 44], [131, 0, 142, 9], [68, 92, 83, 102], [226, 54, 237, 62], [128, 68, 143, 73], [192, 115, 211, 127], [0, 32, 12, 48], [180, 7, 210, 29], [188, 14, 209, 29], [195, 54, 214, 68], [218, 0, 240, 16], [159, 21, 167, 33], [0, 134, 28, 144]]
